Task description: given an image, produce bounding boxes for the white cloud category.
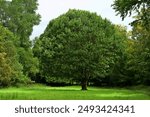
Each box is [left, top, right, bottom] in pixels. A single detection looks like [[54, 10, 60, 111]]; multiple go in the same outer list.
[[30, 0, 133, 39]]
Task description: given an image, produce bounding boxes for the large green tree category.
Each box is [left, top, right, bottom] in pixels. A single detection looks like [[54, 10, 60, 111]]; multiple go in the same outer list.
[[0, 24, 27, 87], [131, 15, 150, 84], [34, 9, 126, 90], [112, 0, 150, 85], [0, 0, 40, 78]]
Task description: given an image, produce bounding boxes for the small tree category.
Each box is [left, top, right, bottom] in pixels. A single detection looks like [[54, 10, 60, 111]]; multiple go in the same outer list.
[[34, 9, 126, 90]]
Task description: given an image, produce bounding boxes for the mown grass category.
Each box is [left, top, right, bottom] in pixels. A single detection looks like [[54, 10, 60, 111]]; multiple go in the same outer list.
[[0, 84, 150, 100]]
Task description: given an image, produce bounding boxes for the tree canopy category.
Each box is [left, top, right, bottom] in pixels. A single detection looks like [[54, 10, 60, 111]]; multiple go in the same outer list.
[[0, 0, 40, 79], [34, 9, 126, 90], [112, 0, 150, 85], [0, 0, 40, 48], [0, 24, 27, 87]]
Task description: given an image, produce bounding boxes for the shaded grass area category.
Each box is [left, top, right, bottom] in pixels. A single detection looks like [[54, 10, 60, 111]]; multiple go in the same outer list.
[[0, 84, 150, 100]]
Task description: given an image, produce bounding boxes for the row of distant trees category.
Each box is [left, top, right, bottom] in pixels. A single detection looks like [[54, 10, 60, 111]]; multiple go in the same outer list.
[[0, 0, 150, 90], [0, 0, 40, 87]]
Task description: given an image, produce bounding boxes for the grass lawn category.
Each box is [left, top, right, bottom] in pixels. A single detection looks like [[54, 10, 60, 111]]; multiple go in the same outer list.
[[0, 84, 150, 100]]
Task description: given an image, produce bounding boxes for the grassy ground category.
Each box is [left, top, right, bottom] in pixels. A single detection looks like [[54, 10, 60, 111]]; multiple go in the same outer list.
[[0, 84, 150, 100]]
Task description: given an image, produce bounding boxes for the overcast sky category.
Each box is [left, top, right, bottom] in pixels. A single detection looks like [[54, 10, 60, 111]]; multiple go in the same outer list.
[[30, 0, 133, 39]]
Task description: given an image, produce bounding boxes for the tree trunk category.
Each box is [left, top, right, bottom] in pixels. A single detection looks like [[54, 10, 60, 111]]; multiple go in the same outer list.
[[81, 68, 89, 90], [81, 78, 88, 90]]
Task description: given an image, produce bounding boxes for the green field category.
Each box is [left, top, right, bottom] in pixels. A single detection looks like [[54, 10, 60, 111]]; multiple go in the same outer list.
[[0, 84, 150, 100]]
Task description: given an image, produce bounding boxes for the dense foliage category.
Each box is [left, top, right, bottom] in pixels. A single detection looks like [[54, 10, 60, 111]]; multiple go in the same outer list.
[[34, 9, 127, 90], [0, 0, 40, 86], [112, 0, 150, 86], [0, 0, 149, 88], [0, 0, 40, 48], [0, 25, 28, 87]]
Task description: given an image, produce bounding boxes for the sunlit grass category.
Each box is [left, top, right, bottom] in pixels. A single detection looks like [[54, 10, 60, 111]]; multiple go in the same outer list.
[[0, 84, 150, 100]]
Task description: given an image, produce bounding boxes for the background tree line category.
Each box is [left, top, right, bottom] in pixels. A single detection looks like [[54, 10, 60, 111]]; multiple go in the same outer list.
[[0, 0, 150, 90], [0, 0, 40, 87]]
